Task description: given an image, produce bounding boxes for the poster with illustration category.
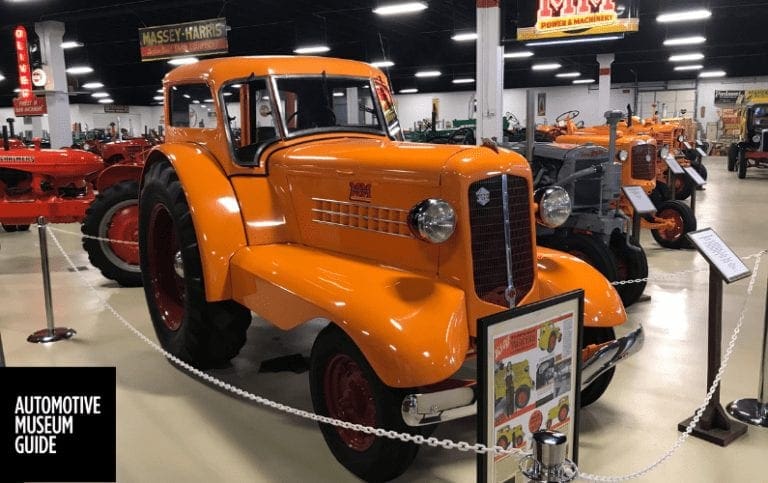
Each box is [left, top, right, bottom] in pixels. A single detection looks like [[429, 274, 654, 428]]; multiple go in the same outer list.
[[478, 291, 583, 483]]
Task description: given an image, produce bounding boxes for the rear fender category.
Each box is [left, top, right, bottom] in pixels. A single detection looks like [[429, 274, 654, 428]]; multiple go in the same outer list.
[[142, 144, 246, 301], [230, 244, 469, 388], [536, 247, 626, 327], [95, 163, 142, 192]]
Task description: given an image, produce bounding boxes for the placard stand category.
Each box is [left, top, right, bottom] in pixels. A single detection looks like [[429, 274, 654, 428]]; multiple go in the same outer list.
[[683, 166, 707, 215], [678, 229, 751, 446], [622, 186, 656, 247]]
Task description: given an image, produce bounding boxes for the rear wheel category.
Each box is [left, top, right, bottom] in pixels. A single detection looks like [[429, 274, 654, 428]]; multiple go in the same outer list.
[[673, 173, 693, 200], [139, 161, 251, 368], [309, 324, 420, 482], [539, 233, 619, 284], [650, 200, 697, 249], [581, 327, 616, 407], [738, 147, 748, 179], [727, 143, 738, 171], [610, 234, 648, 308]]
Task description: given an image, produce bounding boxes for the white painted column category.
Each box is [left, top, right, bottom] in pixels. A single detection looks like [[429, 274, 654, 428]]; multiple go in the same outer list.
[[476, 0, 504, 143], [596, 54, 615, 124], [35, 21, 71, 149]]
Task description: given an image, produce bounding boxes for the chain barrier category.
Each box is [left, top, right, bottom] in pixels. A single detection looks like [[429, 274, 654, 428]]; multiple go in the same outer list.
[[47, 226, 139, 245], [43, 226, 766, 479]]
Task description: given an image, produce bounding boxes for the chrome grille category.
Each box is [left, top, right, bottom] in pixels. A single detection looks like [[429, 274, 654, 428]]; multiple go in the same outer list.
[[631, 144, 656, 180]]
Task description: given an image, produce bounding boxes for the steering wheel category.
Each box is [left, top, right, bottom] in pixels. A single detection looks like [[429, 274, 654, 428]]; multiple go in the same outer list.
[[506, 113, 520, 126], [285, 106, 337, 128], [556, 110, 580, 123]]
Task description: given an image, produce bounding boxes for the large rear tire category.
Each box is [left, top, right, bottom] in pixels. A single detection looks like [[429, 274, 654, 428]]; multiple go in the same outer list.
[[539, 233, 619, 284], [650, 200, 697, 249], [139, 161, 250, 368], [581, 327, 616, 407]]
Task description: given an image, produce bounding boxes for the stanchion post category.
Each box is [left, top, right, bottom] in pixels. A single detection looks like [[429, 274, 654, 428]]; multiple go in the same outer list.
[[727, 272, 768, 427], [27, 216, 76, 344], [631, 211, 642, 247], [667, 168, 676, 202], [690, 183, 697, 214], [520, 431, 577, 483]]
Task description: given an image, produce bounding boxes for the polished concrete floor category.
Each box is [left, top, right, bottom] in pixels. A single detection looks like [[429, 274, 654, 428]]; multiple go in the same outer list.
[[1, 157, 767, 482]]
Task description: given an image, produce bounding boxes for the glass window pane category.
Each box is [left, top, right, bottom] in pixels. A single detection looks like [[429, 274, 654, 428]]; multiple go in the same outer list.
[[169, 84, 218, 129]]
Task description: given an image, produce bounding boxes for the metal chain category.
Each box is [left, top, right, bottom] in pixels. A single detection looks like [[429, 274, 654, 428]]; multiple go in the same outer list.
[[47, 226, 139, 245], [579, 252, 763, 482], [45, 227, 522, 459]]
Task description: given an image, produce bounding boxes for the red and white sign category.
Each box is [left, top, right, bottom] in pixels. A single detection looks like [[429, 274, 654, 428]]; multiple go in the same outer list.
[[13, 96, 47, 117], [517, 0, 638, 40], [14, 25, 33, 100], [31, 68, 47, 87]]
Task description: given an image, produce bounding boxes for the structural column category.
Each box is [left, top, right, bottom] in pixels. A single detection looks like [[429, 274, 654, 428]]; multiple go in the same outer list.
[[476, 0, 504, 143], [596, 54, 615, 123], [35, 21, 71, 149]]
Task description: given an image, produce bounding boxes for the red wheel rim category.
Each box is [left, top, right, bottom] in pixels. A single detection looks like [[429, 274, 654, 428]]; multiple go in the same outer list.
[[497, 436, 508, 449], [515, 435, 523, 448], [147, 205, 185, 331], [559, 405, 569, 421], [323, 354, 377, 451], [516, 388, 528, 408], [548, 334, 556, 352], [657, 208, 684, 241], [107, 204, 139, 264]]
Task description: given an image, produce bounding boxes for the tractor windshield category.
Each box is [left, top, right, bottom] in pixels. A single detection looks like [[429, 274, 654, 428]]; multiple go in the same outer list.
[[273, 75, 392, 138], [751, 104, 768, 129]]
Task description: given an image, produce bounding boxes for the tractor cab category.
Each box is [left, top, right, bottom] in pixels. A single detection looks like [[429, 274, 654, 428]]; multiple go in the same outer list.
[[731, 103, 768, 178]]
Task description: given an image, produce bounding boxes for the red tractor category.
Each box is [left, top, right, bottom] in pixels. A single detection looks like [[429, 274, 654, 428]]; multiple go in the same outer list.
[[85, 136, 154, 165]]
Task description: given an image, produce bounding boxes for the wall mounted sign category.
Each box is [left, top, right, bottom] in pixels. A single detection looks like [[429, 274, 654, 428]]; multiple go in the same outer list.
[[12, 95, 47, 117], [745, 89, 768, 104], [139, 17, 228, 61], [31, 68, 47, 88], [14, 26, 33, 100], [517, 1, 639, 41], [103, 104, 130, 114], [478, 291, 583, 483], [714, 90, 745, 106]]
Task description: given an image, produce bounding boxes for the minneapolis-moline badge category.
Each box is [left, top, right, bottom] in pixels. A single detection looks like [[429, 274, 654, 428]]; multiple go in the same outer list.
[[476, 187, 491, 206], [349, 182, 372, 203]]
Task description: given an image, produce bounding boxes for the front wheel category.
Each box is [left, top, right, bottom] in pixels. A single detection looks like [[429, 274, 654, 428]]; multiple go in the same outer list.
[[139, 161, 251, 368], [581, 327, 616, 406], [650, 200, 697, 249], [2, 224, 30, 232], [309, 324, 420, 482], [738, 147, 748, 179], [727, 143, 738, 171]]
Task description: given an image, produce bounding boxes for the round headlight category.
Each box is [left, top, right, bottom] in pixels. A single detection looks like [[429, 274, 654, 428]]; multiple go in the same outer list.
[[660, 145, 670, 158], [752, 134, 761, 143], [535, 187, 572, 228], [677, 135, 685, 143], [617, 150, 629, 162], [408, 199, 456, 243]]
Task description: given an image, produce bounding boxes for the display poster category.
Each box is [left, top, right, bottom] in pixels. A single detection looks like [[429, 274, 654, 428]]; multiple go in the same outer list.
[[478, 291, 583, 483], [517, 1, 639, 41], [138, 17, 228, 61]]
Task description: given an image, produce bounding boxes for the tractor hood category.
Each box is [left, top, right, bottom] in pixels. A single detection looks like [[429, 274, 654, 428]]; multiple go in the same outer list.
[[0, 147, 104, 177]]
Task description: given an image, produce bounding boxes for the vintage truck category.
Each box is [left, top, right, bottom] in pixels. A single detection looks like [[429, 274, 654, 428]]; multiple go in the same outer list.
[[138, 56, 643, 481]]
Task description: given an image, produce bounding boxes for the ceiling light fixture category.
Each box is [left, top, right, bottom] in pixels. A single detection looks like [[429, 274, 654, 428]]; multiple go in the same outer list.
[[669, 52, 705, 62], [674, 64, 704, 71], [182, 94, 191, 99], [333, 92, 345, 97], [91, 92, 109, 98], [66, 66, 94, 74], [373, 2, 428, 16], [230, 84, 242, 89], [370, 60, 395, 68], [573, 79, 596, 84], [61, 41, 83, 49], [156, 88, 163, 93], [223, 92, 232, 96], [153, 96, 164, 100], [399, 88, 418, 94], [532, 63, 562, 71], [452, 78, 475, 84], [657, 9, 712, 23], [82, 82, 104, 89], [504, 51, 534, 59], [451, 32, 477, 42], [415, 70, 441, 77], [0, 74, 5, 82], [663, 35, 706, 46], [555, 72, 580, 78], [700, 70, 726, 78], [167, 56, 199, 65], [293, 45, 330, 54], [526, 35, 621, 47], [98, 99, 114, 104]]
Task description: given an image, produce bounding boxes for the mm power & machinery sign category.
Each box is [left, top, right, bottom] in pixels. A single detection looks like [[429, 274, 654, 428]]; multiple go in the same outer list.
[[517, 0, 639, 41], [139, 18, 228, 61]]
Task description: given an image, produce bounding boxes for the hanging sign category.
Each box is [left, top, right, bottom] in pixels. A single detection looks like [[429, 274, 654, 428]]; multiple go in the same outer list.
[[12, 96, 47, 117], [714, 90, 745, 106], [14, 26, 33, 100], [517, 1, 639, 41], [138, 18, 228, 61], [745, 89, 768, 104], [103, 104, 130, 114]]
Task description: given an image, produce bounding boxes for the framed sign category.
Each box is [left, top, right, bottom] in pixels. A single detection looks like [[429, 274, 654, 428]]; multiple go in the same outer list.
[[139, 17, 228, 61], [478, 291, 583, 483], [687, 229, 751, 283], [517, 1, 639, 41]]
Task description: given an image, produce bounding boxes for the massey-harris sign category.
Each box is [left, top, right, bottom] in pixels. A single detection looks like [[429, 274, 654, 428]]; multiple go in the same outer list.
[[138, 18, 228, 61], [517, 0, 639, 41]]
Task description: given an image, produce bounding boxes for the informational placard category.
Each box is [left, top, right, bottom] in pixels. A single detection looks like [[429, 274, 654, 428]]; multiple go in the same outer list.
[[139, 17, 228, 61], [478, 291, 583, 483], [665, 155, 685, 175], [696, 147, 708, 158], [517, 0, 639, 41], [684, 167, 706, 187], [12, 96, 47, 117], [622, 186, 656, 215], [687, 229, 751, 283]]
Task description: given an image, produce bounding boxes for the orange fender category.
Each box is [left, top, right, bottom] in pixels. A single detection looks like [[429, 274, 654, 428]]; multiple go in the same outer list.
[[230, 244, 469, 388], [535, 247, 626, 328]]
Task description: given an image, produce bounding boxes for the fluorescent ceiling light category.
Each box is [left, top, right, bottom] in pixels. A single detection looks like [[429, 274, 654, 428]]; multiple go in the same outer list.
[[204, 98, 214, 103], [82, 82, 104, 89], [333, 92, 345, 97], [230, 84, 242, 89], [669, 52, 705, 62], [0, 74, 5, 82], [555, 72, 580, 78], [657, 9, 712, 23], [451, 32, 477, 42], [14, 88, 20, 93], [415, 70, 441, 78], [182, 94, 191, 99], [91, 92, 109, 98], [98, 99, 114, 104], [223, 92, 232, 96], [573, 79, 595, 84], [532, 63, 561, 71], [504, 51, 534, 59], [373, 2, 427, 15], [156, 88, 163, 93], [192, 100, 200, 104], [663, 35, 706, 46], [293, 45, 330, 54], [399, 88, 418, 94], [66, 66, 94, 74], [168, 56, 199, 65], [674, 64, 704, 71], [153, 96, 164, 100], [452, 78, 475, 84], [61, 41, 83, 49], [700, 70, 726, 78], [370, 60, 395, 68], [526, 35, 621, 47]]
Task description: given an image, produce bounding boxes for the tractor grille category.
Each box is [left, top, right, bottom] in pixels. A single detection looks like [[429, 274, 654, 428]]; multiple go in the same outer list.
[[468, 175, 534, 307], [631, 144, 656, 180], [125, 146, 144, 159]]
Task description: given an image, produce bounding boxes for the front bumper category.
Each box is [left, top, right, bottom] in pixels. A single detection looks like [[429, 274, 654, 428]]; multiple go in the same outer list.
[[401, 325, 645, 427]]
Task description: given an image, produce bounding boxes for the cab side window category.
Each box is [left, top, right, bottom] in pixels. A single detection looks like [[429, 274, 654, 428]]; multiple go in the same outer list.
[[169, 84, 218, 129]]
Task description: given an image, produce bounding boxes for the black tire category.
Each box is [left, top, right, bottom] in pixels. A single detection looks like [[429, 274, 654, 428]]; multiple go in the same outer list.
[[727, 143, 738, 171], [693, 162, 708, 181], [15, 224, 30, 231], [609, 234, 648, 308], [309, 324, 420, 482], [650, 200, 697, 249], [539, 233, 619, 284], [514, 434, 524, 448], [514, 386, 531, 409], [673, 174, 694, 201], [738, 147, 748, 179], [649, 182, 668, 209], [139, 161, 250, 368], [581, 327, 616, 407], [82, 181, 142, 287], [497, 436, 509, 450], [2, 224, 18, 232]]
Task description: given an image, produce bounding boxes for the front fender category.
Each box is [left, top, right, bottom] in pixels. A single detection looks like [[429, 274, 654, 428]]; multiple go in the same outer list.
[[230, 244, 469, 388], [536, 247, 626, 328], [142, 144, 247, 301]]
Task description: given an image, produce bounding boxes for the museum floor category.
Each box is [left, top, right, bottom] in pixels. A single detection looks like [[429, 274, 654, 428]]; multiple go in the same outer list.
[[1, 157, 767, 483]]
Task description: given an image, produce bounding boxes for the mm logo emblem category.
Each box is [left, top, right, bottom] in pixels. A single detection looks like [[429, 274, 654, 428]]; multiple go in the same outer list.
[[349, 182, 372, 203], [476, 187, 491, 206]]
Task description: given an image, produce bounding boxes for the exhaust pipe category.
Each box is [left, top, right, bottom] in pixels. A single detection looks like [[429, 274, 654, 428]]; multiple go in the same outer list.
[[2, 126, 9, 151]]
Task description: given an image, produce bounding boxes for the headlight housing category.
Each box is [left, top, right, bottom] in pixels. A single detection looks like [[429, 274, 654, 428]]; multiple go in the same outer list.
[[752, 134, 761, 143], [534, 187, 572, 228], [659, 145, 670, 158], [408, 199, 456, 243], [617, 150, 629, 162]]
